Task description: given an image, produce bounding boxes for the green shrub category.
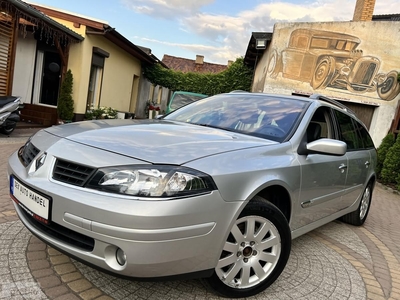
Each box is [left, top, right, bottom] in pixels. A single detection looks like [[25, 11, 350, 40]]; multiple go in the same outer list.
[[376, 133, 395, 177], [85, 106, 118, 120], [143, 57, 252, 95], [57, 70, 74, 121], [380, 135, 400, 185]]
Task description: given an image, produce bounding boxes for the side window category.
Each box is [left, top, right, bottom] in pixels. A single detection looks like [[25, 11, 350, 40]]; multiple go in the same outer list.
[[306, 107, 332, 143], [334, 110, 361, 151], [353, 119, 375, 149]]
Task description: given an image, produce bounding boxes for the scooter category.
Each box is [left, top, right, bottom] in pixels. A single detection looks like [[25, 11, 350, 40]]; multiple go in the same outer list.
[[0, 96, 22, 135]]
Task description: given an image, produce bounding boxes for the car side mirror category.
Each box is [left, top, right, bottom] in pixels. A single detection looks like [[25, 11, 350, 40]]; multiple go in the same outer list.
[[298, 138, 347, 156]]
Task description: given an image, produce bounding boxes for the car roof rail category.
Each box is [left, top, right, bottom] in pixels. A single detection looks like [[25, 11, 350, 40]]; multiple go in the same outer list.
[[309, 93, 356, 116]]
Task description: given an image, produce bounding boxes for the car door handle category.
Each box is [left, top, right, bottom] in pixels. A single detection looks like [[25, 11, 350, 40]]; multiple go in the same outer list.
[[365, 161, 370, 168], [339, 164, 347, 173]]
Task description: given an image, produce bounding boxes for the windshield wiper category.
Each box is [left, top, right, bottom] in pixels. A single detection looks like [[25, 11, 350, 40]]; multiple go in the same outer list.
[[191, 123, 238, 133]]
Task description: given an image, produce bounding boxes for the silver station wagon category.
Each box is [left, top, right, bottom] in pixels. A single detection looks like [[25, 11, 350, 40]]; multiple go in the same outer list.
[[8, 93, 376, 298]]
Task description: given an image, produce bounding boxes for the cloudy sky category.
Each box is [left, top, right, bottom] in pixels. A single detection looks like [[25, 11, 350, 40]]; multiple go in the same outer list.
[[32, 0, 397, 64]]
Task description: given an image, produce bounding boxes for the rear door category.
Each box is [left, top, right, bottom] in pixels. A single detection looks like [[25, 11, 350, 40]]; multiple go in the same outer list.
[[334, 110, 374, 208], [335, 110, 373, 209]]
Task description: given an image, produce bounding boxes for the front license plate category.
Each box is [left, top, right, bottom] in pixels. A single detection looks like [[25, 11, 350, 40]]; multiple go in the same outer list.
[[10, 176, 51, 224]]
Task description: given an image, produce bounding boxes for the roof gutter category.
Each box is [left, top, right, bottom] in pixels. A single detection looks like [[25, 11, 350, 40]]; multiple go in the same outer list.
[[86, 26, 157, 65]]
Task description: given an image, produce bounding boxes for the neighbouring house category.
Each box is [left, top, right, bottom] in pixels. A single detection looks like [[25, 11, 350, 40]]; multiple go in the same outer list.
[[158, 54, 230, 115], [4, 0, 163, 125], [0, 0, 83, 125], [244, 0, 400, 146], [162, 54, 230, 74]]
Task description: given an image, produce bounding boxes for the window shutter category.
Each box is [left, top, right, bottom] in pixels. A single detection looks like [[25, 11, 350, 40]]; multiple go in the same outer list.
[[0, 14, 14, 96]]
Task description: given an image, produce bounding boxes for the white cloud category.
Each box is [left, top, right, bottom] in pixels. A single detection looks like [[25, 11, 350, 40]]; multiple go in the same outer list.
[[374, 0, 399, 15], [121, 0, 214, 18], [130, 0, 399, 64], [134, 36, 237, 64]]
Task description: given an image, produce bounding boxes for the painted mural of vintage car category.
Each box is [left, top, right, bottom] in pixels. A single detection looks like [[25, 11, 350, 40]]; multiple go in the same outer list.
[[267, 29, 400, 101]]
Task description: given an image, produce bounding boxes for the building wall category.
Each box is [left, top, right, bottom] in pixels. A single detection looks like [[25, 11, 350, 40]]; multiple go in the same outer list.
[[85, 35, 142, 112], [67, 35, 90, 115], [254, 21, 400, 146], [136, 79, 170, 119], [47, 17, 142, 116], [252, 51, 270, 93], [12, 33, 36, 103]]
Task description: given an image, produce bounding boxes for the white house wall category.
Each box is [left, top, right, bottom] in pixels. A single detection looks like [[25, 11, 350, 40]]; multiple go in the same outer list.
[[256, 21, 400, 146], [12, 33, 36, 103]]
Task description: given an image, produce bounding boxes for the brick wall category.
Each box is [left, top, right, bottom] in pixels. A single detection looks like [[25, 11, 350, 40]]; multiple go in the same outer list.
[[353, 0, 376, 21]]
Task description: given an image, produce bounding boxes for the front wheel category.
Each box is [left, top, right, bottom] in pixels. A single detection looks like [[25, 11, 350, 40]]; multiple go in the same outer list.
[[377, 70, 400, 101], [205, 198, 291, 298], [341, 182, 373, 226], [267, 49, 282, 79]]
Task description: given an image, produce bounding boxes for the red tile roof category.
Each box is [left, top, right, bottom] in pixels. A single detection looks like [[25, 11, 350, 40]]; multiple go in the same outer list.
[[162, 54, 228, 73]]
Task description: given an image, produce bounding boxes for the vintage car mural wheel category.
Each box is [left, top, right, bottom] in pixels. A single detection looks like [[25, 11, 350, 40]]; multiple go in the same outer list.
[[267, 49, 282, 78], [341, 182, 373, 226], [311, 56, 336, 90], [377, 70, 400, 101], [205, 198, 291, 298]]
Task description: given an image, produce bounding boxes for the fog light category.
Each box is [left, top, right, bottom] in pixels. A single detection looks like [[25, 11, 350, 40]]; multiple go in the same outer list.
[[116, 248, 126, 266]]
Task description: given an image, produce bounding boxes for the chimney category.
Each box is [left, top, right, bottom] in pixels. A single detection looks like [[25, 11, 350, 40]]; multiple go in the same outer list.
[[195, 55, 204, 65], [353, 0, 376, 21], [227, 60, 233, 67]]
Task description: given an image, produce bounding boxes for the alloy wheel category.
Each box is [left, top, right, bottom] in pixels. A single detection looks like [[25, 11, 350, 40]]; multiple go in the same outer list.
[[215, 215, 281, 289]]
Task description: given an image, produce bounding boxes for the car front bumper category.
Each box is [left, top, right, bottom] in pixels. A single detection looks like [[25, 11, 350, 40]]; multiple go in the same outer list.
[[8, 147, 244, 279]]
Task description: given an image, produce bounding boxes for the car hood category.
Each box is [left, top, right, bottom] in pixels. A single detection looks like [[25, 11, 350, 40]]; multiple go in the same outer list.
[[43, 119, 276, 165]]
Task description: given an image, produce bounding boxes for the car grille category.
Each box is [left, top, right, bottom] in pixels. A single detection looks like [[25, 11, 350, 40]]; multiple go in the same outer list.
[[53, 159, 96, 187], [19, 207, 94, 251], [353, 62, 377, 85], [19, 141, 40, 167]]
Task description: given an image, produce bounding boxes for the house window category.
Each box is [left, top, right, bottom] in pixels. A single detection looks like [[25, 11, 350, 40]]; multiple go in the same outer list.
[[87, 64, 103, 109], [86, 48, 109, 110]]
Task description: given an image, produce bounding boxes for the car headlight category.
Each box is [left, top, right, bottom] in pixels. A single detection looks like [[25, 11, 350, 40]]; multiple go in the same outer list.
[[86, 165, 216, 198]]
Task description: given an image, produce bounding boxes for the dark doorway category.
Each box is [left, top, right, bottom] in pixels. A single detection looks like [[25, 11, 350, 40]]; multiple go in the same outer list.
[[40, 52, 61, 106]]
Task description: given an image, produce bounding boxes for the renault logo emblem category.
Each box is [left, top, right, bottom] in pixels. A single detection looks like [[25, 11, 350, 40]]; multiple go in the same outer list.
[[35, 153, 47, 171]]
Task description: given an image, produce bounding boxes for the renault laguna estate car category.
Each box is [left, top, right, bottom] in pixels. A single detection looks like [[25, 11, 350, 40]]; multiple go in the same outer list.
[[8, 93, 376, 298]]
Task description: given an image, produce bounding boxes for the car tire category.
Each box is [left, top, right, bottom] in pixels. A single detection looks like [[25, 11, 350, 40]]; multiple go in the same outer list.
[[311, 56, 336, 90], [341, 182, 373, 226], [377, 70, 400, 101], [204, 197, 291, 298], [0, 124, 16, 135]]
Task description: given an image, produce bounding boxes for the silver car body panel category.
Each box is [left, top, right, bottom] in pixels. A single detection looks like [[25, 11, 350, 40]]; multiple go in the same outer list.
[[7, 95, 377, 279], [43, 119, 276, 165]]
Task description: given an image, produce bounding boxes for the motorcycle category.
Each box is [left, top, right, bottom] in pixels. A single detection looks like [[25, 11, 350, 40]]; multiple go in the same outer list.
[[0, 96, 22, 135]]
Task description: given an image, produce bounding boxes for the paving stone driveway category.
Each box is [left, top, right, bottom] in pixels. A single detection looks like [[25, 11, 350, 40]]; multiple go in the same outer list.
[[1, 129, 399, 300]]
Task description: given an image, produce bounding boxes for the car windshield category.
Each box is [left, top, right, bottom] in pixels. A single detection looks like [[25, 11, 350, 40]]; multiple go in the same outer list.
[[170, 94, 207, 111], [164, 94, 308, 142]]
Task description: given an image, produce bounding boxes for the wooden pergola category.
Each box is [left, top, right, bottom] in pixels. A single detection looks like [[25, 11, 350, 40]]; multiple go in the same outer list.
[[0, 0, 83, 96]]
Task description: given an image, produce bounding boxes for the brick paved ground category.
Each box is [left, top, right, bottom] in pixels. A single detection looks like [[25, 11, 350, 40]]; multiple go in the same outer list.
[[1, 128, 399, 299]]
